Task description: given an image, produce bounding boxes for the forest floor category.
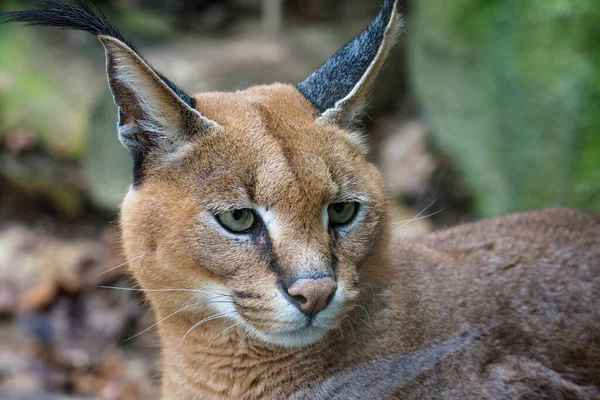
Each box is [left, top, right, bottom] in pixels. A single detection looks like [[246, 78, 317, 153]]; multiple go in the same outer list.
[[0, 182, 160, 399]]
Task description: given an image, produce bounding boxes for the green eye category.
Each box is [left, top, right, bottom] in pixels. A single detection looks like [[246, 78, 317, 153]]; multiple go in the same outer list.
[[216, 209, 256, 233], [328, 202, 358, 226]]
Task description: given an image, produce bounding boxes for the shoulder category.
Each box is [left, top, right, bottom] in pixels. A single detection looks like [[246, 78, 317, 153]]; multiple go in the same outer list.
[[414, 208, 599, 251]]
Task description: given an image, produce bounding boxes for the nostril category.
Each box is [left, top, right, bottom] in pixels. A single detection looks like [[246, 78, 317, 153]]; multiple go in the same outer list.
[[326, 292, 335, 306], [291, 294, 308, 306], [285, 277, 337, 316]]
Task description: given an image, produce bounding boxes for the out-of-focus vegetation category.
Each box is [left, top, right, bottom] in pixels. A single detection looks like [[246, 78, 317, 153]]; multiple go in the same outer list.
[[0, 0, 598, 398], [411, 0, 600, 216]]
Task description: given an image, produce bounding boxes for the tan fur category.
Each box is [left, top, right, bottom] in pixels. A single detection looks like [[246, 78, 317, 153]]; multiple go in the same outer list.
[[119, 84, 600, 399]]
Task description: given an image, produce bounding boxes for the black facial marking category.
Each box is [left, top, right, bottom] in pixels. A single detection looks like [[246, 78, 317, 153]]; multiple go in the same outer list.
[[131, 151, 146, 187], [248, 213, 285, 280], [233, 302, 263, 312], [234, 291, 259, 299], [296, 0, 398, 113], [331, 252, 339, 274]]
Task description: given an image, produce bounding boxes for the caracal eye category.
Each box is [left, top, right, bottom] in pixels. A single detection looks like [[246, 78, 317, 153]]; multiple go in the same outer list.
[[216, 209, 256, 233], [328, 202, 359, 226]]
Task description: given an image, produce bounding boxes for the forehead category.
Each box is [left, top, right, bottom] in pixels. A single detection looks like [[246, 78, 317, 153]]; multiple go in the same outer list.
[[179, 84, 367, 209]]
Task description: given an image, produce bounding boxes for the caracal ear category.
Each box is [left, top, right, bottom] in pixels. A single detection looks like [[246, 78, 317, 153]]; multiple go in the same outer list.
[[99, 36, 218, 168], [296, 0, 403, 128]]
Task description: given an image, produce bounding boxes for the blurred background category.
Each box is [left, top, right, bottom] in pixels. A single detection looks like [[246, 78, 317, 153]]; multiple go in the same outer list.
[[0, 0, 598, 398]]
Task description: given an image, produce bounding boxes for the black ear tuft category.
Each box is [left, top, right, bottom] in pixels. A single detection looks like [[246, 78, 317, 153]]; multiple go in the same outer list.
[[0, 0, 195, 109], [296, 0, 402, 125]]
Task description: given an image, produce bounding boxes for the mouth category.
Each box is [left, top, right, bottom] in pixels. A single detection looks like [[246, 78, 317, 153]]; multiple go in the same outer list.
[[253, 324, 332, 348], [235, 310, 337, 348], [235, 302, 343, 347], [203, 283, 345, 347]]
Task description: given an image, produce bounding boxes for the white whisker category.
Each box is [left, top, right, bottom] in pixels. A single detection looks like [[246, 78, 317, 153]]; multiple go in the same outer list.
[[98, 251, 152, 275], [99, 286, 232, 297], [392, 208, 444, 227], [120, 298, 234, 343], [203, 322, 243, 357], [394, 195, 443, 231], [355, 304, 372, 325], [178, 311, 237, 349], [358, 317, 376, 333], [235, 330, 250, 354]]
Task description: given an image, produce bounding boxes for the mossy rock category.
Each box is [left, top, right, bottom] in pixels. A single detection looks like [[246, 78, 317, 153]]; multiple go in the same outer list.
[[82, 90, 132, 211], [409, 0, 600, 216], [0, 22, 103, 160]]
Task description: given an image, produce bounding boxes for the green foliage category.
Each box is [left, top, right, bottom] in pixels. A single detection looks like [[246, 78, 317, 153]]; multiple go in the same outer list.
[[0, 22, 103, 159], [410, 0, 600, 216]]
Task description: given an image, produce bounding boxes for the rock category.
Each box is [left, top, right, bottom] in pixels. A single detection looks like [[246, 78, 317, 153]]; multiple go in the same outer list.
[[379, 120, 437, 199], [0, 24, 104, 160], [83, 91, 133, 211], [409, 0, 600, 216]]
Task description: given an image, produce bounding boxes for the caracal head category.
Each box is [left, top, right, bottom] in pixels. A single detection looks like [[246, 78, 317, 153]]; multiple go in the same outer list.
[[120, 83, 389, 346], [3, 0, 401, 347]]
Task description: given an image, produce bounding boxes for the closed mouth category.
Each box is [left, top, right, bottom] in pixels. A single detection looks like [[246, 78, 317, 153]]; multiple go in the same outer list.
[[240, 318, 333, 347]]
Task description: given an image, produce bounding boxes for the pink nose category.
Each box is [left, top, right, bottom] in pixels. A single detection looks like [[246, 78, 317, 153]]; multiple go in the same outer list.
[[286, 278, 337, 316]]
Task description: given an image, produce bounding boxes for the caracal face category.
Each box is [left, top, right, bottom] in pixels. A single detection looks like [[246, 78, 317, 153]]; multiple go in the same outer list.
[[120, 85, 388, 347], [3, 0, 400, 348]]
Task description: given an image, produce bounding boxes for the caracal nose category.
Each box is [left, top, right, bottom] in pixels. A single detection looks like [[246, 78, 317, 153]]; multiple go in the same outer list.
[[286, 277, 337, 316]]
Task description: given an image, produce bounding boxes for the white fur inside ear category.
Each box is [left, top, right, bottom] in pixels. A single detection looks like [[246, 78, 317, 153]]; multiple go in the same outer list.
[[98, 35, 218, 153]]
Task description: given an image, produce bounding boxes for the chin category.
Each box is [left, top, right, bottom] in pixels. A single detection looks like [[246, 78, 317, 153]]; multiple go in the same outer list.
[[252, 325, 333, 348]]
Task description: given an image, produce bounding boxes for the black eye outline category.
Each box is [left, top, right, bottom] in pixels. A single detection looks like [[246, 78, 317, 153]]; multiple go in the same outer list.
[[215, 209, 257, 234], [328, 202, 360, 228]]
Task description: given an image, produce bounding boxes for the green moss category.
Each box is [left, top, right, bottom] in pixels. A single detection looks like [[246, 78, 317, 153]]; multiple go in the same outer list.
[[116, 8, 176, 39], [410, 0, 600, 216], [0, 23, 102, 160]]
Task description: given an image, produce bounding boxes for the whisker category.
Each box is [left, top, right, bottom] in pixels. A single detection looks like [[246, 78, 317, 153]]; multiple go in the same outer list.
[[235, 330, 250, 352], [362, 283, 376, 302], [355, 304, 372, 325], [203, 322, 243, 357], [343, 319, 356, 336], [358, 317, 376, 333], [98, 251, 152, 275], [99, 286, 232, 297], [120, 299, 234, 343], [394, 195, 443, 231], [178, 311, 237, 349], [392, 208, 445, 227]]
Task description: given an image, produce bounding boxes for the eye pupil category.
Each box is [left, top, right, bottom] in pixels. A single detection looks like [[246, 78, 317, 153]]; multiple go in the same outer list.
[[216, 209, 256, 233], [328, 202, 358, 227]]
